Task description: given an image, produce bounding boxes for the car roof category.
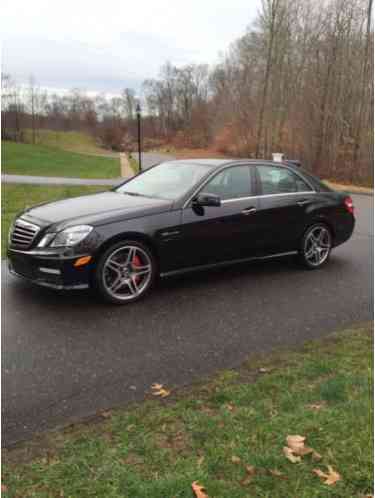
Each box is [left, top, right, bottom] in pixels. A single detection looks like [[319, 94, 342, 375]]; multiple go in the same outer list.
[[162, 158, 295, 170]]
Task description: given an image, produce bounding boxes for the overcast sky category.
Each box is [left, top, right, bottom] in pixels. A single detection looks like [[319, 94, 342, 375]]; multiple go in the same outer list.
[[2, 0, 260, 95]]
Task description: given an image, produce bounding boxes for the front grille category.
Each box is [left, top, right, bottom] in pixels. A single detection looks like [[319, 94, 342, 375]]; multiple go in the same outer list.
[[10, 218, 40, 249]]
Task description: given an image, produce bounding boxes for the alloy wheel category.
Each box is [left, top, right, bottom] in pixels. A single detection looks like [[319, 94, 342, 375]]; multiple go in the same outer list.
[[102, 245, 152, 301], [303, 225, 331, 267]]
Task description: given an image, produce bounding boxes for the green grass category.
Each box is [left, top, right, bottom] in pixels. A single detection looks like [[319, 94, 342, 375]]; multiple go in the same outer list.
[[2, 141, 121, 178], [2, 184, 107, 256], [22, 129, 117, 156], [3, 323, 373, 498]]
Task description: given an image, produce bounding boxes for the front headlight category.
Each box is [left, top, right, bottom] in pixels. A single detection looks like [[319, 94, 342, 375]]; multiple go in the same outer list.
[[38, 225, 93, 248]]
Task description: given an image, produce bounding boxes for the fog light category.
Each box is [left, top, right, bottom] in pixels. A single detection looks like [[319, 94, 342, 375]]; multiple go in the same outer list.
[[39, 267, 61, 275], [74, 256, 92, 267]]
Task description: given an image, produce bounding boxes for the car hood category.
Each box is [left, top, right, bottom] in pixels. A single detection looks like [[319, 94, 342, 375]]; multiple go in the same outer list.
[[22, 191, 173, 229]]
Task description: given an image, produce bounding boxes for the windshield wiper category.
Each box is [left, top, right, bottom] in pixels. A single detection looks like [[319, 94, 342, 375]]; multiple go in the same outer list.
[[122, 191, 143, 197]]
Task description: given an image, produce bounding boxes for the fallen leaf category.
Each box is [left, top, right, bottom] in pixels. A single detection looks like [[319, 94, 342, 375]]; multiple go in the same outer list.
[[285, 434, 321, 460], [313, 465, 341, 485], [286, 435, 306, 451], [2, 484, 7, 492], [151, 383, 170, 398], [100, 410, 112, 419], [240, 464, 257, 486], [306, 403, 325, 411], [283, 446, 301, 463], [312, 450, 322, 461], [269, 469, 288, 480], [192, 481, 209, 498], [197, 456, 205, 467], [259, 367, 271, 373], [231, 455, 242, 464], [225, 403, 236, 412]]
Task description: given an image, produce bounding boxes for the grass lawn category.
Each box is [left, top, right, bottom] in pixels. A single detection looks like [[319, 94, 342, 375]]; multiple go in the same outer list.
[[22, 129, 118, 157], [2, 184, 107, 256], [2, 141, 121, 179], [3, 323, 373, 498]]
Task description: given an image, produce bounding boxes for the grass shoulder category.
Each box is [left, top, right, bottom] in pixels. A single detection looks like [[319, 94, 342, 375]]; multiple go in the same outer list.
[[2, 141, 121, 179], [3, 323, 373, 498], [2, 184, 107, 257], [324, 179, 373, 194]]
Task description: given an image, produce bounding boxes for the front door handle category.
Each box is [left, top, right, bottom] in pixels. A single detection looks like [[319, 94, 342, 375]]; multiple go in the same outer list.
[[241, 207, 257, 215], [297, 199, 311, 207]]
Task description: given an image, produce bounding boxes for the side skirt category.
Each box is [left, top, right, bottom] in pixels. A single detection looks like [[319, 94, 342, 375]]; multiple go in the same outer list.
[[160, 251, 298, 278]]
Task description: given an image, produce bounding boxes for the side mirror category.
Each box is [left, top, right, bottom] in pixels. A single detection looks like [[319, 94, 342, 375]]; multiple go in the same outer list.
[[193, 193, 221, 207]]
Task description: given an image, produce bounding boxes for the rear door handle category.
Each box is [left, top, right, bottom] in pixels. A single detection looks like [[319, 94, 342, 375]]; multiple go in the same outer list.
[[241, 207, 257, 215], [297, 199, 311, 207]]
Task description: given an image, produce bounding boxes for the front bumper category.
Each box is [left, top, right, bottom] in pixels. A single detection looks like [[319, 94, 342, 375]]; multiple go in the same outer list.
[[8, 249, 92, 290]]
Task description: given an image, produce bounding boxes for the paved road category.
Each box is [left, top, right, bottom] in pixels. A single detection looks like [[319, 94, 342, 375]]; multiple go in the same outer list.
[[134, 152, 175, 170], [2, 194, 373, 447], [1, 153, 174, 186]]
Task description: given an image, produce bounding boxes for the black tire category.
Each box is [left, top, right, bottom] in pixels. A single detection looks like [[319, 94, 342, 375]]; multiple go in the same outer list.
[[92, 240, 157, 304], [298, 223, 332, 270]]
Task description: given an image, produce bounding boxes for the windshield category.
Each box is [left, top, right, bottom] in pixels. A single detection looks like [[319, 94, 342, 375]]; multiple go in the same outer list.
[[116, 161, 212, 200]]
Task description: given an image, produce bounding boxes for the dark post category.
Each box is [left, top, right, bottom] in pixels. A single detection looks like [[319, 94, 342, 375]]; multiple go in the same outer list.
[[136, 102, 142, 172]]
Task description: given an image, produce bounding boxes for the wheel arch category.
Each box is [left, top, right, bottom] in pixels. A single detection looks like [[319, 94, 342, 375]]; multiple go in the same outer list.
[[303, 217, 336, 242], [92, 231, 160, 267]]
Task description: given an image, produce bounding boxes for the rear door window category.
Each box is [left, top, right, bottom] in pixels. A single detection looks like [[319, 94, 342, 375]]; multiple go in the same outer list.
[[257, 165, 312, 195]]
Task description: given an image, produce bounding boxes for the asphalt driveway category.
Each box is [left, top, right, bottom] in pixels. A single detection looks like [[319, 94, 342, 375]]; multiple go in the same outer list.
[[2, 194, 373, 447]]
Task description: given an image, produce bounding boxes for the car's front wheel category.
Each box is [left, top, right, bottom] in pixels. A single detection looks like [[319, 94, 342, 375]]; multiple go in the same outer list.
[[299, 224, 332, 269], [93, 240, 156, 304]]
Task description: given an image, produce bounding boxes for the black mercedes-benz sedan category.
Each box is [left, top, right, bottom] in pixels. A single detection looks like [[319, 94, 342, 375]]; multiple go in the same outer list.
[[8, 159, 355, 304]]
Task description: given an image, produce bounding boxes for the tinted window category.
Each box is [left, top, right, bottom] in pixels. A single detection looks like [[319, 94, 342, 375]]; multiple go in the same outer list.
[[203, 166, 252, 200], [257, 166, 312, 195]]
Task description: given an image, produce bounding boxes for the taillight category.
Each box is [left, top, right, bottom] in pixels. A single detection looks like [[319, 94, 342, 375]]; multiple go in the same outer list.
[[344, 196, 354, 215]]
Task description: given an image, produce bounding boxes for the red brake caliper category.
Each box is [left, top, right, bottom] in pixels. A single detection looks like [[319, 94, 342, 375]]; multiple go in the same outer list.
[[132, 254, 142, 284]]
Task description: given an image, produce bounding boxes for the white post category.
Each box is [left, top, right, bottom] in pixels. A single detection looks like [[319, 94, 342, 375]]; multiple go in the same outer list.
[[272, 152, 284, 162]]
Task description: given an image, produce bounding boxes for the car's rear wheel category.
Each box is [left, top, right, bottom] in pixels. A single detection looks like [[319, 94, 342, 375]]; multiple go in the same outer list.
[[299, 224, 332, 269], [93, 240, 156, 304]]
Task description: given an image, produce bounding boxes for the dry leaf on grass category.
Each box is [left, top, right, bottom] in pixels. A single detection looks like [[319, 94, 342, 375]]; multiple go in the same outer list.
[[283, 446, 301, 463], [313, 465, 341, 485], [100, 410, 112, 419], [225, 403, 236, 412], [192, 481, 209, 498], [2, 484, 7, 492], [284, 434, 322, 461], [151, 383, 170, 398], [231, 455, 242, 464], [197, 456, 205, 467], [259, 367, 271, 373], [240, 465, 256, 486], [306, 403, 325, 411], [268, 469, 288, 480]]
